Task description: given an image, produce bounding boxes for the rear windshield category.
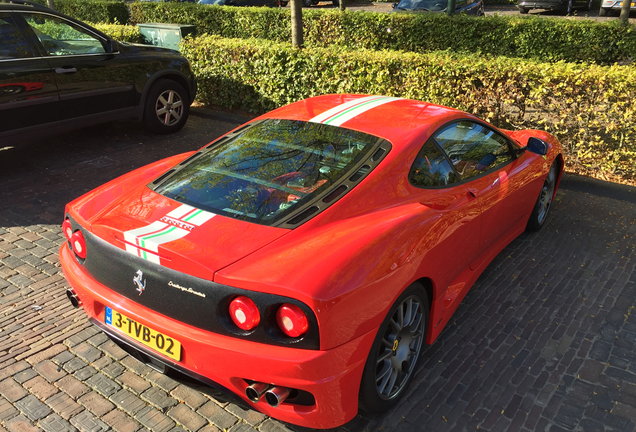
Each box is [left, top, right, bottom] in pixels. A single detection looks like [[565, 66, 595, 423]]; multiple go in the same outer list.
[[154, 119, 381, 225]]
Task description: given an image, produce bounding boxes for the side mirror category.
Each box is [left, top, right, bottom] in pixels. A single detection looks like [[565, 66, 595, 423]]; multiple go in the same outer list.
[[105, 39, 118, 53], [526, 137, 548, 156]]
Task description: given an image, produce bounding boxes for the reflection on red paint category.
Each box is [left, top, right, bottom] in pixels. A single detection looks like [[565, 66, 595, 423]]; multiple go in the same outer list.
[[498, 170, 509, 200]]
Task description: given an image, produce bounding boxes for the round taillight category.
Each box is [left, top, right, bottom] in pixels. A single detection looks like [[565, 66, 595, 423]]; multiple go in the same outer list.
[[276, 304, 308, 338], [229, 296, 260, 331], [70, 230, 87, 259], [62, 219, 73, 241]]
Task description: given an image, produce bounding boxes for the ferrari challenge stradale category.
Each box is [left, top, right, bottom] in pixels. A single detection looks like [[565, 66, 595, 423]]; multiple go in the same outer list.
[[60, 94, 563, 428]]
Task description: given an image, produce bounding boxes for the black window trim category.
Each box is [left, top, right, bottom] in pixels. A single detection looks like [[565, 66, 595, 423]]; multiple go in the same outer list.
[[409, 117, 520, 190]]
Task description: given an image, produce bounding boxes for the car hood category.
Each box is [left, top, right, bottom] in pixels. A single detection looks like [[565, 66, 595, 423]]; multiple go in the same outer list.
[[75, 185, 290, 281], [117, 42, 182, 56]]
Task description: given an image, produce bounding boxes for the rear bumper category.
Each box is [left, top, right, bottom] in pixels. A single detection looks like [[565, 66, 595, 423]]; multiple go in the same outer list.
[[60, 243, 375, 429], [601, 0, 636, 8], [518, 0, 566, 9]]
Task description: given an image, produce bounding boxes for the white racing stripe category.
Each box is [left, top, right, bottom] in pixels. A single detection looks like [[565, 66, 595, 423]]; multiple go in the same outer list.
[[309, 96, 403, 126], [122, 204, 215, 264]]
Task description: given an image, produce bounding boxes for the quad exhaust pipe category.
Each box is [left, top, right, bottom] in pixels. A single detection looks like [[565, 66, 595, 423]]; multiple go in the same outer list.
[[245, 382, 270, 403], [66, 289, 81, 308], [264, 386, 290, 407], [245, 383, 290, 407]]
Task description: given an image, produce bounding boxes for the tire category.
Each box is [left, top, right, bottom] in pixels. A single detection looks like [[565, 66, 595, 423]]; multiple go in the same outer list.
[[302, 0, 312, 7], [143, 79, 190, 134], [526, 161, 558, 232], [565, 0, 573, 14], [598, 6, 608, 15], [586, 0, 593, 11], [279, 0, 288, 5], [359, 283, 428, 412], [311, 0, 319, 4], [332, 0, 339, 5], [519, 6, 529, 13]]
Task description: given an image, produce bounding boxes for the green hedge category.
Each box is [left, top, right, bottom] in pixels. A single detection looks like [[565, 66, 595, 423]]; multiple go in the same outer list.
[[180, 35, 636, 183], [128, 2, 636, 64], [56, 0, 129, 24], [90, 22, 143, 42]]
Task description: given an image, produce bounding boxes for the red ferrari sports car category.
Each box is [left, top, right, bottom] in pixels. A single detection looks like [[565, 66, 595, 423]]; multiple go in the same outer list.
[[60, 94, 563, 428]]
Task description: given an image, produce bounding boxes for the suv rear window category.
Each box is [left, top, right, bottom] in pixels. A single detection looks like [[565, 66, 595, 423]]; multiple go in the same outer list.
[[154, 119, 381, 225]]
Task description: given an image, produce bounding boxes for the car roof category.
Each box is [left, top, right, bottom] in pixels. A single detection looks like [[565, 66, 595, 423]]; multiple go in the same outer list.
[[259, 94, 471, 149]]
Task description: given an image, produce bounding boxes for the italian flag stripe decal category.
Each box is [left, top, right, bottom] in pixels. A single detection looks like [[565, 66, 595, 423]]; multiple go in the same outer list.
[[309, 96, 402, 126], [123, 204, 215, 265]]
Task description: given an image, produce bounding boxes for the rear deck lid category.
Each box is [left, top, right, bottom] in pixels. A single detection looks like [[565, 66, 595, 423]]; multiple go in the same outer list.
[[88, 187, 289, 280]]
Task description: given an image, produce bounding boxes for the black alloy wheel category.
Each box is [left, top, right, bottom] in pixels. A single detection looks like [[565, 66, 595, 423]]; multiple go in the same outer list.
[[359, 284, 428, 412]]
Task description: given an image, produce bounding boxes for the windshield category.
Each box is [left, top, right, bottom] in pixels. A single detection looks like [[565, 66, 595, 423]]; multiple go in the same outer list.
[[198, 0, 226, 5], [153, 119, 381, 225], [395, 0, 446, 10]]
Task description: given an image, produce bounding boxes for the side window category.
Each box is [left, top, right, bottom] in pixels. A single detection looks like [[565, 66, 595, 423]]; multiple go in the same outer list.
[[24, 14, 105, 56], [409, 141, 459, 188], [434, 121, 514, 181], [0, 15, 33, 59]]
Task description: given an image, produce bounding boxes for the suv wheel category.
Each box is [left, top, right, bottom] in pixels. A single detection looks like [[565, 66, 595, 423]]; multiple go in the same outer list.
[[143, 79, 190, 134]]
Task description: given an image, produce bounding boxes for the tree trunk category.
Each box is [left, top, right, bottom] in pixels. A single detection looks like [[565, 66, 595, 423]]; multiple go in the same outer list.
[[46, 0, 55, 10], [619, 0, 630, 24], [291, 0, 303, 48], [339, 0, 345, 11], [447, 0, 456, 15]]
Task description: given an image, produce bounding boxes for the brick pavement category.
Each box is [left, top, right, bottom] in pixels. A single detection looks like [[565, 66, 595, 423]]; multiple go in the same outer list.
[[0, 110, 635, 432]]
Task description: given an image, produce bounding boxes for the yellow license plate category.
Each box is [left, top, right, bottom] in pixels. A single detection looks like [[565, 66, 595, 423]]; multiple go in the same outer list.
[[105, 307, 181, 361], [618, 2, 635, 5]]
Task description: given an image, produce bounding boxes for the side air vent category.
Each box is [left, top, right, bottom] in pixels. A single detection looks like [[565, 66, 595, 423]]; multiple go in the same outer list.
[[206, 137, 228, 149], [151, 169, 175, 185], [371, 148, 386, 162], [322, 185, 348, 204], [349, 165, 371, 182], [179, 152, 201, 166], [288, 206, 319, 225]]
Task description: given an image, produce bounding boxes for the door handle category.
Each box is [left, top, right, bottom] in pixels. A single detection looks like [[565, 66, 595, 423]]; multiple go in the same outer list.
[[55, 67, 77, 74], [467, 188, 479, 198]]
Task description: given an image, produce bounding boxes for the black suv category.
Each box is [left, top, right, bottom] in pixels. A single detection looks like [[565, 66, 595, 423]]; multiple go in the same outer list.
[[0, 0, 197, 143]]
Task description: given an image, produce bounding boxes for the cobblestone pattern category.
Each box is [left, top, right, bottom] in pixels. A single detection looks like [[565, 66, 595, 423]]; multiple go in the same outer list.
[[1, 111, 635, 432]]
